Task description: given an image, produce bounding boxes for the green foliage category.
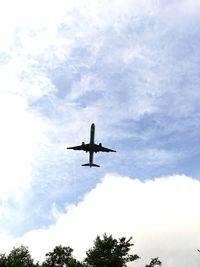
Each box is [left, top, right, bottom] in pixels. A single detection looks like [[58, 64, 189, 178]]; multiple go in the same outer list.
[[6, 246, 35, 267], [0, 253, 7, 267], [145, 257, 162, 267], [84, 233, 139, 267], [0, 235, 162, 267], [42, 245, 83, 267]]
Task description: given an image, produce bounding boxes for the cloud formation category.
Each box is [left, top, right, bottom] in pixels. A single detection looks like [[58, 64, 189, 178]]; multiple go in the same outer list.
[[0, 2, 200, 266], [0, 174, 199, 266], [2, 0, 200, 178]]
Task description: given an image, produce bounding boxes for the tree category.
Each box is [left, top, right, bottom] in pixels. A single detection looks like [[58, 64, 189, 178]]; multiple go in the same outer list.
[[145, 257, 162, 267], [0, 253, 7, 267], [42, 245, 83, 267], [84, 233, 139, 267], [6, 246, 35, 267]]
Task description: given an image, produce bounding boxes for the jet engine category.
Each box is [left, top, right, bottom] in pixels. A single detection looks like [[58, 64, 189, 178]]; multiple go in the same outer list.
[[99, 143, 102, 147], [82, 142, 88, 152]]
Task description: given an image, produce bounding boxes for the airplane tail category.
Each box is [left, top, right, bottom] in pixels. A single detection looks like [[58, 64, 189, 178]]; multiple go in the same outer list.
[[82, 163, 100, 167]]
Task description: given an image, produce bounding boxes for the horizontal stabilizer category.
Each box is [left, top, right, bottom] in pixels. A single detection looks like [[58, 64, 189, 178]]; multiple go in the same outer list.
[[81, 163, 100, 167], [92, 163, 100, 167]]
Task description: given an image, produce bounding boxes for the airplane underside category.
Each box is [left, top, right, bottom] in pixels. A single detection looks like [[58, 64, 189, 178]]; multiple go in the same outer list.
[[67, 123, 116, 167]]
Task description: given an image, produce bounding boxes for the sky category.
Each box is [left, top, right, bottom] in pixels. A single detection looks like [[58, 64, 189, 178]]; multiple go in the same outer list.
[[0, 0, 200, 266]]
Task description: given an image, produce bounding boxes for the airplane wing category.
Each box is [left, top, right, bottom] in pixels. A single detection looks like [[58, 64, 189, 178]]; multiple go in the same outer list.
[[94, 144, 116, 152], [67, 143, 90, 152]]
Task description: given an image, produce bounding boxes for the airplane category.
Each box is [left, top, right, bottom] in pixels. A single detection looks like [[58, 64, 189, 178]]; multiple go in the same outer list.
[[67, 123, 116, 167]]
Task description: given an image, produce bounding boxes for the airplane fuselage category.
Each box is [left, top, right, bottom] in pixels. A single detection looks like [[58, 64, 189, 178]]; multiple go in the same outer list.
[[90, 123, 95, 147], [89, 123, 95, 167]]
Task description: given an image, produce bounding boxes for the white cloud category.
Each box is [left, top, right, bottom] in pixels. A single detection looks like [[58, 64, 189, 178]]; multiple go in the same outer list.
[[0, 174, 199, 266], [44, 0, 200, 131], [0, 91, 47, 201], [2, 0, 199, 136], [0, 1, 200, 265], [0, 0, 75, 51]]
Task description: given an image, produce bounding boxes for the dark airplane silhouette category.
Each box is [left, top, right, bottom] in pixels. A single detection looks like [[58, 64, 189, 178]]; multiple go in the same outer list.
[[67, 123, 116, 167]]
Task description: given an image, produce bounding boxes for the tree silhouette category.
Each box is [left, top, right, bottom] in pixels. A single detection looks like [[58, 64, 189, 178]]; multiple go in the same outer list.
[[0, 253, 7, 267], [42, 245, 83, 267], [6, 246, 35, 267], [84, 233, 139, 267], [0, 235, 162, 267], [145, 257, 162, 267]]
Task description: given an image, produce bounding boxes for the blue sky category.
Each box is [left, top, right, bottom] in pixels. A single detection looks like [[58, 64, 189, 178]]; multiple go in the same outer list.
[[0, 0, 200, 266]]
